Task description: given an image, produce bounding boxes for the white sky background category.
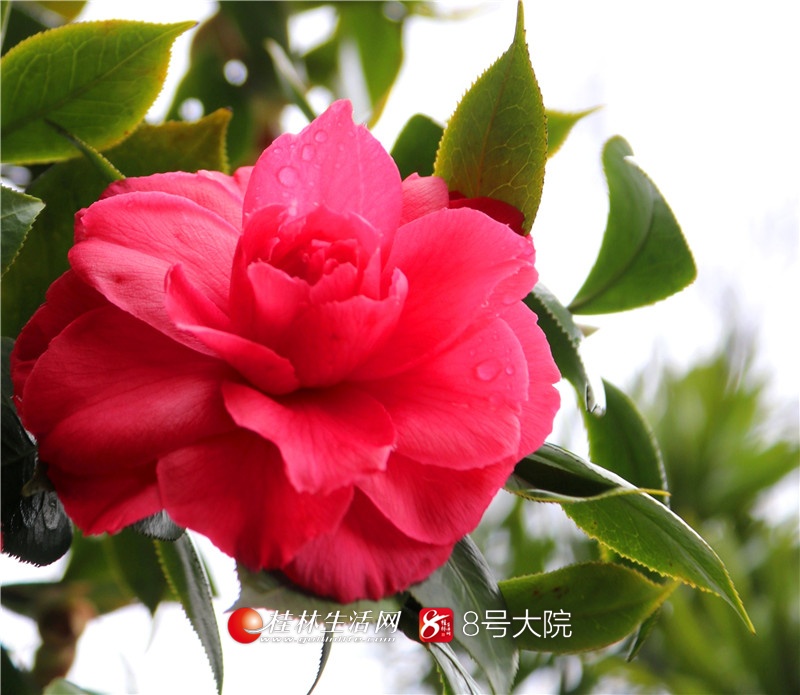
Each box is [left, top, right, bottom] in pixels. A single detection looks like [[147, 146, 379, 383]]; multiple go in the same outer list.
[[2, 1, 798, 693]]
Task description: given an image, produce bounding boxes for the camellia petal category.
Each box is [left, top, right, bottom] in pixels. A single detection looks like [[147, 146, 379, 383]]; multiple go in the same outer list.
[[164, 263, 230, 334], [48, 462, 162, 536], [71, 191, 239, 345], [101, 170, 249, 229], [222, 381, 396, 494], [159, 430, 353, 569], [284, 491, 455, 603], [358, 454, 514, 545], [11, 271, 107, 400], [399, 174, 450, 224], [363, 316, 527, 469], [357, 207, 537, 378], [277, 277, 407, 387], [23, 307, 234, 473], [179, 326, 300, 396], [500, 302, 562, 458], [243, 100, 402, 252]]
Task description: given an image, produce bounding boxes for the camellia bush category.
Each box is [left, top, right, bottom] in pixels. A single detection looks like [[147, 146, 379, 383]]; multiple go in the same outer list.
[[1, 2, 756, 693]]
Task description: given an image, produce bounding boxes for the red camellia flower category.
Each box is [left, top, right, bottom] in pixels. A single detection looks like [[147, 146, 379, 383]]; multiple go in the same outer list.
[[11, 101, 560, 603]]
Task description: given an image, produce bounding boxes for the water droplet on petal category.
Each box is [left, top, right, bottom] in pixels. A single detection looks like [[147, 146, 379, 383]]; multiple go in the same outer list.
[[505, 366, 515, 375], [278, 166, 298, 186], [301, 144, 315, 161], [314, 130, 328, 143], [475, 359, 502, 381]]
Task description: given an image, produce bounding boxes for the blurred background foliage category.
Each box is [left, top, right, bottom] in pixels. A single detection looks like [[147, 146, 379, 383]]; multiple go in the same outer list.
[[2, 2, 798, 694]]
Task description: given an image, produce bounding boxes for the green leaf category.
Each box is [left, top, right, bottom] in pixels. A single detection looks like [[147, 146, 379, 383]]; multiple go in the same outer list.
[[569, 136, 696, 313], [107, 529, 168, 614], [108, 108, 232, 176], [307, 636, 332, 695], [499, 562, 675, 653], [391, 114, 443, 179], [156, 535, 223, 695], [524, 284, 605, 414], [434, 1, 546, 235], [408, 537, 518, 695], [1, 185, 43, 276], [1, 20, 194, 164], [583, 380, 668, 498], [428, 641, 483, 695], [626, 605, 663, 660], [508, 445, 753, 630], [546, 107, 598, 158], [1, 109, 232, 337], [44, 119, 124, 183], [506, 442, 632, 503]]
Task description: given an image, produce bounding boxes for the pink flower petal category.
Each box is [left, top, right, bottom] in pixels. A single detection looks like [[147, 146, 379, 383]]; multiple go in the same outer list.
[[100, 170, 249, 229], [400, 174, 449, 224], [48, 463, 162, 536], [159, 430, 353, 568], [222, 382, 395, 494], [243, 100, 402, 252], [363, 316, 527, 469], [283, 491, 454, 603], [231, 261, 309, 348], [11, 271, 107, 401], [70, 191, 239, 347], [21, 307, 234, 474], [164, 263, 230, 333], [356, 207, 537, 378], [278, 274, 407, 387], [165, 263, 300, 395], [501, 302, 561, 457], [358, 454, 513, 545], [181, 326, 300, 396]]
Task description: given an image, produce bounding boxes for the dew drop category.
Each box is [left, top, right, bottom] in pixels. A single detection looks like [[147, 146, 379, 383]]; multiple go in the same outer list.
[[314, 130, 328, 143], [505, 365, 515, 375], [501, 293, 517, 306], [301, 144, 315, 161], [278, 166, 298, 186], [475, 359, 502, 381]]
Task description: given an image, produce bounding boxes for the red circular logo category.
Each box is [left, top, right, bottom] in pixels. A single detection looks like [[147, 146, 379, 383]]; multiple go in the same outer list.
[[227, 607, 263, 644]]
